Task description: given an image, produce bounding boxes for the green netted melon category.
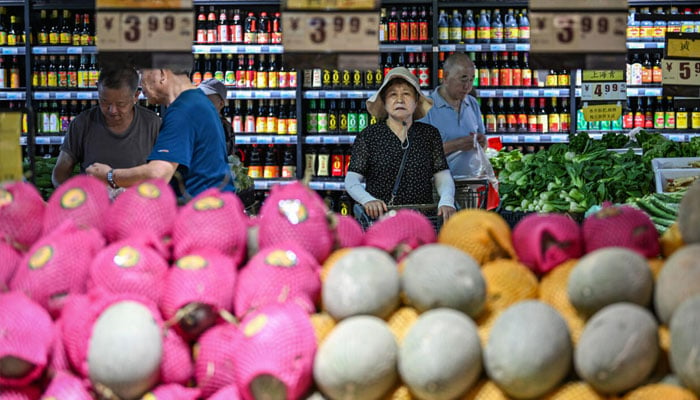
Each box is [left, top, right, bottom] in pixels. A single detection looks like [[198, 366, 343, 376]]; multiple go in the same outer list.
[[677, 180, 700, 244], [323, 247, 400, 320], [398, 308, 482, 400], [575, 303, 659, 395], [88, 300, 163, 400], [400, 244, 486, 318], [484, 300, 572, 399], [567, 247, 653, 317], [654, 244, 700, 325], [314, 315, 398, 400], [669, 294, 700, 396]]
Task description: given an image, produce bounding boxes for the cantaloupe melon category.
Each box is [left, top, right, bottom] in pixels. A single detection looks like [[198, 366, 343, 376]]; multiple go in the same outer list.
[[400, 244, 486, 318], [539, 259, 586, 345], [484, 300, 572, 399], [567, 247, 653, 317], [677, 180, 700, 244], [654, 244, 700, 325], [575, 303, 659, 395], [310, 312, 336, 345], [386, 307, 419, 345], [669, 295, 700, 397], [460, 379, 509, 400], [314, 315, 398, 400], [437, 209, 516, 265], [398, 308, 482, 400], [322, 247, 400, 320], [88, 300, 163, 400], [542, 381, 606, 400], [382, 385, 413, 400], [622, 383, 698, 400]]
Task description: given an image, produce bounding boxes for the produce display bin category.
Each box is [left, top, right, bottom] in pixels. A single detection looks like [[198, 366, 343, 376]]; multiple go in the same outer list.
[[655, 168, 700, 194], [651, 157, 700, 171]]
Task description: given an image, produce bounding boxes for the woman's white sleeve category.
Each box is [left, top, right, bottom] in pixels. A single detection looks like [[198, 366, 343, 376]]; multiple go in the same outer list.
[[344, 171, 378, 205], [434, 169, 455, 208]]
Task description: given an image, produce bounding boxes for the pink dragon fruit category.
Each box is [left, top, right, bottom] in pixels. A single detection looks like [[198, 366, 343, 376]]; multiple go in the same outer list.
[[363, 209, 437, 260], [0, 241, 21, 291], [42, 175, 110, 237], [194, 322, 239, 398], [0, 181, 45, 251], [583, 203, 660, 257], [512, 213, 584, 275]]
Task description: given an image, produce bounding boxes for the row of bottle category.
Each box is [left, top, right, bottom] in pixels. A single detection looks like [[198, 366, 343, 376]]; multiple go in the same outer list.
[[616, 97, 700, 130], [31, 55, 99, 89], [0, 8, 94, 47], [303, 67, 386, 90], [437, 8, 529, 44], [378, 6, 432, 44], [195, 7, 281, 45], [239, 144, 297, 179], [482, 97, 571, 134], [191, 54, 297, 89], [34, 99, 94, 134], [0, 55, 21, 88], [626, 52, 663, 85], [224, 99, 297, 135], [306, 99, 380, 134], [628, 6, 700, 42]]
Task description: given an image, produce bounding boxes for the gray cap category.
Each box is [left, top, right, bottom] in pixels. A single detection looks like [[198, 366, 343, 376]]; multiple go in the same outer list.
[[199, 78, 227, 101]]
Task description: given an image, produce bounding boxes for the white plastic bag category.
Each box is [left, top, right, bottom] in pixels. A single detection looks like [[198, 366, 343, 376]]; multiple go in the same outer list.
[[470, 134, 498, 191]]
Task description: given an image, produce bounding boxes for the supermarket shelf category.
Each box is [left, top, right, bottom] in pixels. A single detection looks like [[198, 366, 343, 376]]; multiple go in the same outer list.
[[476, 88, 570, 98], [253, 179, 296, 190], [235, 135, 297, 145], [304, 90, 375, 99], [308, 180, 346, 191], [0, 91, 26, 100], [32, 46, 97, 55], [494, 134, 570, 144], [626, 87, 664, 97], [438, 43, 530, 52], [304, 135, 356, 144], [20, 136, 65, 145], [379, 44, 434, 53], [227, 90, 297, 99], [192, 44, 284, 54], [33, 91, 98, 100], [1, 46, 26, 55], [626, 42, 665, 50]]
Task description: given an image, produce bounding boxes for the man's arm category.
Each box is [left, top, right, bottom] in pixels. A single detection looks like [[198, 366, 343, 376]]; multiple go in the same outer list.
[[86, 160, 178, 188], [443, 133, 487, 155], [51, 151, 77, 188]]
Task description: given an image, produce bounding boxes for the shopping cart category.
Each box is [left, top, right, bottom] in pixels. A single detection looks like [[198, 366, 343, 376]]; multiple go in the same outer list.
[[354, 203, 443, 233]]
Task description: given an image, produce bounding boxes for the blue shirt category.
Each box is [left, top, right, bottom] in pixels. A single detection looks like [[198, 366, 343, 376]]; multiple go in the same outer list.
[[419, 88, 485, 177], [148, 89, 235, 197]]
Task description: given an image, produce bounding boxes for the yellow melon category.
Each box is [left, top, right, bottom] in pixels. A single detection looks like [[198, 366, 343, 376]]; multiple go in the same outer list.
[[386, 307, 419, 345], [660, 223, 684, 259], [437, 209, 516, 265], [461, 379, 509, 400], [648, 258, 665, 280], [623, 383, 698, 400], [539, 259, 586, 345], [659, 325, 671, 352], [310, 312, 336, 346], [382, 385, 413, 400], [542, 381, 607, 399]]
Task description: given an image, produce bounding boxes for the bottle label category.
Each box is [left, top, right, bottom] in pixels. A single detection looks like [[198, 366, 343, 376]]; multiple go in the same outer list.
[[652, 67, 662, 83], [40, 72, 48, 88], [418, 67, 430, 88], [634, 112, 644, 128], [289, 71, 297, 88], [263, 165, 279, 178], [379, 23, 386, 42], [268, 71, 278, 88], [537, 114, 548, 133], [257, 32, 270, 44], [409, 22, 419, 42], [60, 33, 71, 44], [491, 27, 504, 41], [225, 71, 235, 86], [400, 22, 410, 42], [358, 113, 368, 131], [317, 154, 330, 176], [352, 70, 362, 88], [627, 26, 639, 40], [67, 72, 77, 87], [654, 26, 666, 40], [641, 68, 651, 84], [517, 113, 528, 128], [235, 70, 245, 87], [545, 74, 557, 87], [676, 112, 688, 129], [244, 32, 256, 44], [347, 113, 358, 132], [653, 112, 665, 129], [89, 71, 99, 88], [521, 69, 532, 87], [639, 26, 653, 41], [479, 68, 490, 87], [48, 72, 58, 87], [31, 72, 39, 88], [215, 71, 225, 81], [389, 22, 399, 42], [557, 74, 570, 87], [339, 114, 348, 131], [233, 116, 243, 133], [528, 114, 538, 131], [548, 114, 560, 132], [364, 70, 374, 89], [328, 114, 338, 131], [519, 26, 530, 41], [499, 69, 512, 87], [282, 165, 296, 178], [489, 69, 499, 87], [463, 27, 475, 42], [485, 114, 496, 132], [438, 27, 449, 41], [58, 71, 68, 88], [664, 112, 675, 129], [560, 114, 570, 131], [306, 113, 317, 133], [272, 32, 282, 44], [449, 27, 461, 42], [505, 27, 518, 41], [277, 71, 288, 88], [419, 22, 428, 42], [512, 68, 522, 86], [10, 70, 19, 88], [256, 71, 268, 88], [477, 27, 490, 41], [218, 25, 229, 43], [317, 114, 328, 132], [331, 154, 344, 176], [80, 34, 91, 46], [37, 33, 48, 45], [256, 116, 266, 133], [288, 118, 298, 134], [192, 72, 203, 85], [691, 112, 700, 129], [245, 70, 255, 88], [7, 34, 16, 46], [72, 34, 81, 46], [266, 116, 277, 133], [245, 116, 256, 133], [277, 118, 287, 135], [623, 112, 634, 129], [204, 71, 214, 81], [196, 29, 206, 43], [248, 166, 263, 178], [645, 112, 654, 129], [49, 32, 59, 45]]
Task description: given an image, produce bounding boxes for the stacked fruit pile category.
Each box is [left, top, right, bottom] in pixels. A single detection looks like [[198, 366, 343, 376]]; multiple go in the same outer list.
[[0, 175, 699, 400]]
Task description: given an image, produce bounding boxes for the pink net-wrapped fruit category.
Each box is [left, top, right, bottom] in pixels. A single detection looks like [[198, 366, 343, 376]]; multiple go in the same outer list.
[[42, 175, 110, 236], [512, 213, 583, 275], [0, 181, 45, 250], [583, 203, 660, 258]]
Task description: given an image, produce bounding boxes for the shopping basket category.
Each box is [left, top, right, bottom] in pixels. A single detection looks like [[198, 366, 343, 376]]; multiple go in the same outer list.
[[453, 178, 489, 210]]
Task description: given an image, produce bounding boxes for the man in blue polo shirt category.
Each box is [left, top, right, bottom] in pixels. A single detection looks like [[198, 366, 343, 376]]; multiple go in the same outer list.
[[87, 65, 235, 198], [419, 52, 487, 178]]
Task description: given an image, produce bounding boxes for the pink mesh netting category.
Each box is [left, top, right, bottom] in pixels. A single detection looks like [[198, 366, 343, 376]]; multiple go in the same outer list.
[[333, 214, 364, 249], [87, 233, 169, 305], [209, 384, 243, 400], [147, 384, 201, 399], [41, 370, 92, 399], [257, 181, 334, 263], [234, 242, 321, 318], [0, 291, 56, 388], [583, 204, 660, 257], [0, 386, 41, 400], [42, 175, 110, 237], [172, 188, 249, 267], [160, 248, 237, 321], [10, 220, 105, 317], [233, 302, 317, 400], [104, 179, 178, 243], [363, 209, 437, 257], [48, 317, 70, 373], [513, 213, 583, 275], [194, 322, 239, 398], [0, 241, 21, 291], [0, 181, 45, 251], [160, 328, 194, 385]]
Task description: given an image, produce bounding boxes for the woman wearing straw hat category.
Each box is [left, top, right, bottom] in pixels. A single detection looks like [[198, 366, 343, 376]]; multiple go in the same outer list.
[[344, 67, 456, 223]]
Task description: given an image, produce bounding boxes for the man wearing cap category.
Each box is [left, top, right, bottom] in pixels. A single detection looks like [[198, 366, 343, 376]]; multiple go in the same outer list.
[[199, 78, 234, 156], [87, 65, 235, 198], [419, 52, 487, 178], [52, 66, 161, 187], [344, 67, 456, 223]]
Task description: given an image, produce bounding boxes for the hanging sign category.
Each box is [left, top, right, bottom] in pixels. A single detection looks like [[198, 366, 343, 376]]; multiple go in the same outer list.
[[583, 103, 622, 122], [529, 0, 627, 70], [0, 112, 23, 183], [96, 0, 193, 69], [662, 32, 700, 96], [581, 70, 627, 101]]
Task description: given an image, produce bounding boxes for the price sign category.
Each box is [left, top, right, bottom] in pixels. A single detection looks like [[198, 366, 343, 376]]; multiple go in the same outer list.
[[666, 34, 700, 59], [282, 11, 378, 53], [583, 103, 622, 122], [0, 112, 23, 183], [581, 70, 626, 101], [97, 11, 193, 51], [285, 0, 378, 10], [661, 59, 700, 86]]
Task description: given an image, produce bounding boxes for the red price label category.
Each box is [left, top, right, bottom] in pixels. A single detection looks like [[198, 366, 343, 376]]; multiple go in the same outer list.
[[662, 59, 700, 86]]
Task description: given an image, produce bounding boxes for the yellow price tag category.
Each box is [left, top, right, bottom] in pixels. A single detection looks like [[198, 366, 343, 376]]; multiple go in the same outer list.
[[667, 37, 700, 59], [0, 112, 23, 183], [582, 70, 624, 81], [583, 104, 622, 122]]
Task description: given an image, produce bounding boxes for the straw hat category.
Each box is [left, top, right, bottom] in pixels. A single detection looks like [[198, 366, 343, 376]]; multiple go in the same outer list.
[[366, 67, 433, 120]]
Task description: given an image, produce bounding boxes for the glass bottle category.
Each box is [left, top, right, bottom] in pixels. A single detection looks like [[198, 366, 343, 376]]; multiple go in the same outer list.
[[462, 9, 476, 44]]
